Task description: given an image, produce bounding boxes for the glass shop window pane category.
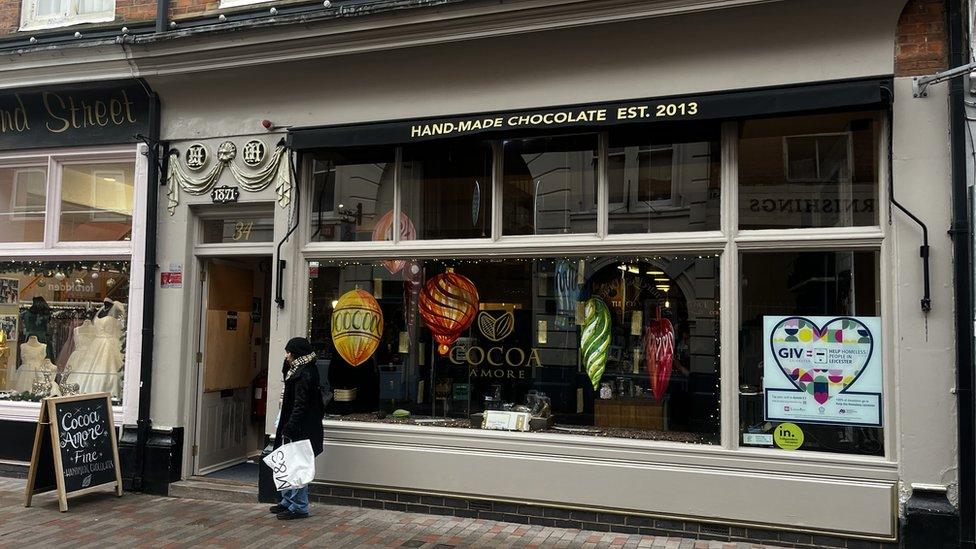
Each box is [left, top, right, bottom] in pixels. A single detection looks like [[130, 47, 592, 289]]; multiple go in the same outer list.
[[739, 250, 882, 456], [59, 162, 135, 242], [502, 134, 598, 235], [401, 140, 492, 240], [308, 147, 396, 243], [0, 166, 46, 243], [608, 122, 721, 234], [307, 255, 720, 444], [0, 259, 130, 404], [738, 111, 880, 230]]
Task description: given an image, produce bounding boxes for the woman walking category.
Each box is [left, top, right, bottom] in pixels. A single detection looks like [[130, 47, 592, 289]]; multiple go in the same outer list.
[[271, 337, 325, 520]]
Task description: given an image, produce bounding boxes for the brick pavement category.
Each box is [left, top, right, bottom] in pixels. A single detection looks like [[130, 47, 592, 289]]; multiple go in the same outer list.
[[0, 477, 787, 548]]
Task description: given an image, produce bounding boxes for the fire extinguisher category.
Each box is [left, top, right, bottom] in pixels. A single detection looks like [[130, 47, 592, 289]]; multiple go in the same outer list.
[[251, 368, 268, 421]]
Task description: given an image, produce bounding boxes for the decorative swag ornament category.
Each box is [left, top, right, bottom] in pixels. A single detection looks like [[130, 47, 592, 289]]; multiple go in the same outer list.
[[165, 139, 293, 214]]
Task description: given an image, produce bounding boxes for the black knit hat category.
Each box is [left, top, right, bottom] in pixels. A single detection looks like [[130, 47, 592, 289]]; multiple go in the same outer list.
[[285, 337, 314, 357]]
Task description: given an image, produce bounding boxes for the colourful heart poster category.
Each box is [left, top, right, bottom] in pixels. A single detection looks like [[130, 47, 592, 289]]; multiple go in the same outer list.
[[763, 315, 882, 427]]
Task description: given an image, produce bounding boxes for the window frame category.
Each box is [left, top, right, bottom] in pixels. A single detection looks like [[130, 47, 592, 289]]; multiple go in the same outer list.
[[19, 0, 115, 32], [0, 145, 146, 426], [299, 114, 893, 462]]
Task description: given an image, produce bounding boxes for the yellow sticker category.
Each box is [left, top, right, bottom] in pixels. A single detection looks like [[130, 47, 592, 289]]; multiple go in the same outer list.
[[773, 422, 804, 451]]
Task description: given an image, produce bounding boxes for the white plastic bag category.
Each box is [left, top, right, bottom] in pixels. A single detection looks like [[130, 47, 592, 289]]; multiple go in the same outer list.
[[263, 439, 315, 490]]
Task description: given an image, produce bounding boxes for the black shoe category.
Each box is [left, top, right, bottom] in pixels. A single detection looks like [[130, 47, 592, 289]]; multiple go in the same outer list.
[[276, 510, 309, 520], [269, 504, 287, 514]]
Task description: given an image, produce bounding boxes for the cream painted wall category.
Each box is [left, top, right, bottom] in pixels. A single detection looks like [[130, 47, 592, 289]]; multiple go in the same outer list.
[[150, 134, 295, 435], [149, 0, 905, 141], [890, 78, 958, 505]]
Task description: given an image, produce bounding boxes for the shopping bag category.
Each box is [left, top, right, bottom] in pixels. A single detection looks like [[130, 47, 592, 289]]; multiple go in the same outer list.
[[263, 439, 315, 490]]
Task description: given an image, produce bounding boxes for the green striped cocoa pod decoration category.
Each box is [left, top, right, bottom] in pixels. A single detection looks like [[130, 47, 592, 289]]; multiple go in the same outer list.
[[581, 297, 611, 390]]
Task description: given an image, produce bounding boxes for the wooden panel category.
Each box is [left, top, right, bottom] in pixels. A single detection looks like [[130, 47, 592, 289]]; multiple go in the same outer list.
[[207, 264, 254, 312], [204, 310, 252, 392], [594, 399, 664, 430]]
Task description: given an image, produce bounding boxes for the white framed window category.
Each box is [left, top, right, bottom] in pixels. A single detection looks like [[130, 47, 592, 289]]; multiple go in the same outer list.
[[297, 110, 890, 459], [217, 0, 273, 8], [0, 145, 146, 427], [19, 0, 115, 32]]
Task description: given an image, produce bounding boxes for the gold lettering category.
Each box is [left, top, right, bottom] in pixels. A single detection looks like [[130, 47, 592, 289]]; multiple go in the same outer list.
[[526, 348, 542, 368], [94, 100, 108, 127], [449, 346, 465, 365], [43, 92, 70, 133], [121, 89, 137, 123], [67, 96, 81, 129], [466, 346, 485, 366], [486, 347, 504, 366], [504, 348, 525, 367], [110, 99, 125, 125]]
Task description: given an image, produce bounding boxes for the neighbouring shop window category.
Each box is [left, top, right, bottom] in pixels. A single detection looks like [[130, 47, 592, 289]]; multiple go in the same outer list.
[[502, 134, 598, 235], [202, 216, 275, 244], [0, 260, 130, 404], [608, 122, 721, 234], [307, 255, 720, 444], [739, 250, 882, 456], [738, 111, 880, 230], [400, 140, 492, 240], [60, 162, 135, 242], [0, 165, 47, 243], [308, 147, 395, 243]]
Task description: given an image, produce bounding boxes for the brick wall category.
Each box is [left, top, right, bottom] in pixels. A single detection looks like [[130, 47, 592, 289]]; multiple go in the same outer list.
[[894, 0, 949, 77], [0, 0, 156, 38]]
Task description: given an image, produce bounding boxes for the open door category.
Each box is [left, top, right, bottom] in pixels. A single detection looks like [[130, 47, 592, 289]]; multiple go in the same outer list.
[[195, 258, 270, 475]]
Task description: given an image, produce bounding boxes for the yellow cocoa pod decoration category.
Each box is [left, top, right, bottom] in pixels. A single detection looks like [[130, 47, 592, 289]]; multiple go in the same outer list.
[[331, 288, 384, 367]]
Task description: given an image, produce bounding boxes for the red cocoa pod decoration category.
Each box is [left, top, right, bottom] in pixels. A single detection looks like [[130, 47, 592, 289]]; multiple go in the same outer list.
[[419, 268, 479, 355], [644, 317, 674, 402]]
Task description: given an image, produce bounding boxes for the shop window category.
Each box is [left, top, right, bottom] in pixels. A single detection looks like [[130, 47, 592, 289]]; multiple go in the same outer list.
[[20, 0, 114, 31], [59, 162, 134, 242], [0, 165, 46, 243], [308, 147, 396, 243], [739, 250, 882, 456], [608, 123, 721, 234], [307, 255, 720, 444], [738, 111, 880, 230], [0, 260, 129, 404], [502, 134, 598, 235], [400, 140, 492, 240]]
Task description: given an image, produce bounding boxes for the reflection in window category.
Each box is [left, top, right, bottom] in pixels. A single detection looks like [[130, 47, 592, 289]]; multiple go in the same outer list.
[[0, 260, 129, 403], [60, 162, 134, 242], [502, 134, 598, 235], [309, 148, 396, 242], [0, 166, 46, 243], [739, 250, 881, 456], [608, 123, 720, 233], [307, 255, 720, 444], [739, 111, 880, 229], [401, 140, 492, 240]]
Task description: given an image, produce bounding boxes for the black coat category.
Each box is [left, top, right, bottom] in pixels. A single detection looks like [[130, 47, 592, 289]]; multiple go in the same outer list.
[[274, 361, 325, 456]]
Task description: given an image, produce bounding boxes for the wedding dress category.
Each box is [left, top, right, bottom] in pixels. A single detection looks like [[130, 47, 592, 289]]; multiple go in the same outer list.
[[74, 308, 124, 396], [62, 320, 95, 390]]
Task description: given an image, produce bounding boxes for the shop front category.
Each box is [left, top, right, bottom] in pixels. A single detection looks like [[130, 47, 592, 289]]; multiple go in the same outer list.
[[147, 0, 957, 545], [0, 79, 154, 468]]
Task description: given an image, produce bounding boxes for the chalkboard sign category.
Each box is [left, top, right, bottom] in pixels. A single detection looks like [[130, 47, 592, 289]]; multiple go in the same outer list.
[[24, 393, 122, 512]]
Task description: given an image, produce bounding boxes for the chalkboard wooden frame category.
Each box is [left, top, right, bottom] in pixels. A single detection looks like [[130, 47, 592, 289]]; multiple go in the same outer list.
[[24, 393, 123, 512]]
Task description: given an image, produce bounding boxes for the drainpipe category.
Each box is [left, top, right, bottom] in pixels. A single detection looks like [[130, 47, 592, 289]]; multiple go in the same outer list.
[[156, 0, 169, 33], [134, 91, 161, 491], [949, 0, 975, 547]]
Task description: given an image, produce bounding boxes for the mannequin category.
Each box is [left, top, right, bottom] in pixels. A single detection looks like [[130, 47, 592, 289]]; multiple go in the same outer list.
[[62, 319, 95, 389], [74, 300, 125, 395], [17, 336, 47, 393], [21, 296, 52, 360]]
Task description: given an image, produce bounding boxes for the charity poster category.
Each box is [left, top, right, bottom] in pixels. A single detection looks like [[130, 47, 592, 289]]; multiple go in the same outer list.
[[763, 315, 882, 427]]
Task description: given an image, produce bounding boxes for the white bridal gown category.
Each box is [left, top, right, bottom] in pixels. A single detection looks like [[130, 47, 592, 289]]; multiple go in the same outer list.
[[74, 311, 124, 396], [63, 320, 95, 385], [16, 340, 47, 393]]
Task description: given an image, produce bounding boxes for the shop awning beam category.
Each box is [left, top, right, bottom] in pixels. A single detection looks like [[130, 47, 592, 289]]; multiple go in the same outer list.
[[912, 61, 976, 97]]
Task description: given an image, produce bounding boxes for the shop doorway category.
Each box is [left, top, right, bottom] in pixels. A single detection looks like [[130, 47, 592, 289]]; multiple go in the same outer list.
[[193, 257, 272, 476]]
